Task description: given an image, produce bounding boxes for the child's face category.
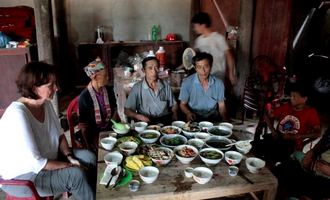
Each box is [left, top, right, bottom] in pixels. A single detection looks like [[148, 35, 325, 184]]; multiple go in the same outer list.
[[290, 91, 307, 107]]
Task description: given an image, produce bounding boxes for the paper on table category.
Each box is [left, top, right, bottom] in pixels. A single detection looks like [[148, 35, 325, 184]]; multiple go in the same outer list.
[[100, 164, 121, 185]]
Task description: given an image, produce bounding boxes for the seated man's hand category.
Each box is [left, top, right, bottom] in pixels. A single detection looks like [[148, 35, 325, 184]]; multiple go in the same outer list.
[[186, 112, 196, 122], [135, 114, 150, 123], [67, 155, 81, 167]]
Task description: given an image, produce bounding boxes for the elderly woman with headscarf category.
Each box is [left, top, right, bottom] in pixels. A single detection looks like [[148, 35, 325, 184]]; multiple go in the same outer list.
[[79, 57, 119, 153]]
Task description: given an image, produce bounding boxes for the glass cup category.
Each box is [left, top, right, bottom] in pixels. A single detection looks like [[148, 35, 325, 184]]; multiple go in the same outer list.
[[228, 166, 239, 176], [129, 180, 140, 192], [184, 167, 194, 178]]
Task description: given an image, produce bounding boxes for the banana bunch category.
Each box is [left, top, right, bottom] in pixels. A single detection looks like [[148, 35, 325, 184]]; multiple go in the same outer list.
[[125, 155, 152, 170]]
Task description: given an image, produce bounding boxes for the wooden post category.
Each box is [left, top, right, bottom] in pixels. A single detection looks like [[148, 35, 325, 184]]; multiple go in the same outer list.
[[33, 0, 54, 64], [33, 0, 59, 115], [234, 0, 254, 98]]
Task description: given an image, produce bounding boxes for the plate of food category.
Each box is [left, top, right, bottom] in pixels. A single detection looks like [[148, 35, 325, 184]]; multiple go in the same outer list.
[[160, 126, 182, 135], [117, 136, 142, 146], [124, 155, 152, 172], [160, 134, 187, 149], [207, 126, 232, 138], [182, 125, 201, 138]]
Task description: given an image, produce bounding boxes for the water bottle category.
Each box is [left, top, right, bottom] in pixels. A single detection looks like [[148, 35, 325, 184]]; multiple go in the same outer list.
[[156, 46, 166, 69], [151, 25, 158, 41]]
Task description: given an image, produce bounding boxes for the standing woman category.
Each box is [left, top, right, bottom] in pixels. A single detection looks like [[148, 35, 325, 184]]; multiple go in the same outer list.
[[79, 57, 119, 153], [0, 62, 96, 199]]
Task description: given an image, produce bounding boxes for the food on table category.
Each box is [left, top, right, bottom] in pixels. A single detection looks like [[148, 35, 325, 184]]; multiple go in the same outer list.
[[140, 132, 158, 139], [162, 136, 184, 146], [117, 136, 141, 145], [149, 148, 173, 160], [177, 146, 197, 158], [161, 127, 179, 135], [138, 144, 157, 155], [206, 140, 230, 149], [183, 126, 200, 132], [200, 150, 223, 159], [125, 155, 152, 171], [208, 128, 231, 136], [147, 125, 161, 131]]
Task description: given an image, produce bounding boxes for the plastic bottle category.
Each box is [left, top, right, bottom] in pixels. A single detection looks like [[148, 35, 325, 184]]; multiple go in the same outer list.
[[151, 25, 158, 41], [147, 50, 155, 57], [156, 46, 166, 69]]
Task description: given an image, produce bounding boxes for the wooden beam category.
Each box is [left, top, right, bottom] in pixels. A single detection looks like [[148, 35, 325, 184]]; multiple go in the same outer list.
[[234, 0, 254, 97], [33, 0, 54, 64]]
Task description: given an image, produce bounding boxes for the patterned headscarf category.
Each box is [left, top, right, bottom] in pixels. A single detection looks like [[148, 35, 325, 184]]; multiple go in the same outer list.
[[84, 57, 105, 77]]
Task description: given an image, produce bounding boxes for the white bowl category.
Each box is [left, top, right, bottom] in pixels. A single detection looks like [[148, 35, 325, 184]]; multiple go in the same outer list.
[[118, 141, 138, 155], [174, 145, 198, 164], [195, 132, 211, 141], [246, 157, 266, 174], [199, 148, 224, 166], [235, 141, 252, 154], [100, 136, 117, 150], [139, 166, 159, 184], [188, 138, 205, 149], [134, 122, 148, 133], [199, 121, 214, 131], [171, 121, 186, 128], [160, 126, 182, 135], [205, 136, 232, 151], [219, 122, 234, 130], [112, 125, 130, 135], [192, 167, 213, 184], [225, 151, 243, 165], [104, 151, 123, 166], [207, 126, 232, 138], [138, 130, 161, 144], [149, 146, 174, 166], [182, 126, 201, 138], [160, 134, 187, 149]]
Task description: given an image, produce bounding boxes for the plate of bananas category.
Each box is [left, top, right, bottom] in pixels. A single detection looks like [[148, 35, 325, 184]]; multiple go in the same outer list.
[[124, 154, 153, 172]]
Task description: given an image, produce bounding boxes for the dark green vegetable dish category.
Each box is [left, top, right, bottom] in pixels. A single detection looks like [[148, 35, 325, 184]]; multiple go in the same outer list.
[[206, 140, 229, 148], [200, 150, 223, 159], [208, 128, 230, 136], [162, 137, 184, 146]]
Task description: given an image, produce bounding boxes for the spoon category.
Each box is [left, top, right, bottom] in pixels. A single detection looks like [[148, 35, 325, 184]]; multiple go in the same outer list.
[[111, 119, 128, 131], [225, 140, 253, 147], [106, 166, 119, 188]]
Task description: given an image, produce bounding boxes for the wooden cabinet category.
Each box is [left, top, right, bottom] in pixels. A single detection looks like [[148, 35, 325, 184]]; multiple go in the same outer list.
[[77, 41, 187, 86], [0, 48, 31, 117]]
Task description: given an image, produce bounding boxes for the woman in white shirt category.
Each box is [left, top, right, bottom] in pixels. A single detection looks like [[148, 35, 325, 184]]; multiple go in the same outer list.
[[0, 62, 95, 199]]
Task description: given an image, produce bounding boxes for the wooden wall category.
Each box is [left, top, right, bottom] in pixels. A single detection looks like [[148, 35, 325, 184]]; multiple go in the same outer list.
[[252, 0, 293, 66]]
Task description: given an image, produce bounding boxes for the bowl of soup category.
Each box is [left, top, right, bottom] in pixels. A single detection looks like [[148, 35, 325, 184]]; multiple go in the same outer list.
[[138, 130, 160, 144], [205, 136, 232, 151]]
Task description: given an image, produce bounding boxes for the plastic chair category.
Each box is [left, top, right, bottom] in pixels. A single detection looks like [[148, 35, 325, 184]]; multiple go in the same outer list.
[[66, 96, 83, 148], [241, 55, 286, 124], [0, 178, 53, 200]]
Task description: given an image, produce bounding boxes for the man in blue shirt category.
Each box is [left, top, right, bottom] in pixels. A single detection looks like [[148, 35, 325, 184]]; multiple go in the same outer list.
[[179, 52, 227, 122]]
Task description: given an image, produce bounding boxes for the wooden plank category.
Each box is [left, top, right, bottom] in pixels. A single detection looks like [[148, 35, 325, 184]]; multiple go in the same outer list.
[[252, 0, 293, 66]]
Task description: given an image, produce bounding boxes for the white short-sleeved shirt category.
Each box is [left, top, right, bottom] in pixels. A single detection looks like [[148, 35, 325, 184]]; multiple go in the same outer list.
[[194, 32, 229, 80], [0, 100, 61, 180]]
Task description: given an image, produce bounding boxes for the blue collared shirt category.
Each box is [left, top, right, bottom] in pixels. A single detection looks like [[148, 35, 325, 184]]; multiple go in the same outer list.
[[179, 73, 225, 115], [125, 78, 177, 118]]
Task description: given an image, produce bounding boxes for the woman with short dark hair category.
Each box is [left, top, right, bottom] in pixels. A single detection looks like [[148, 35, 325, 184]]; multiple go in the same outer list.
[[0, 61, 96, 199]]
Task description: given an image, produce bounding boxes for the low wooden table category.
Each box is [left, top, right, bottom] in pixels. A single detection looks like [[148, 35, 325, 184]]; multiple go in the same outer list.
[[96, 131, 278, 200]]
